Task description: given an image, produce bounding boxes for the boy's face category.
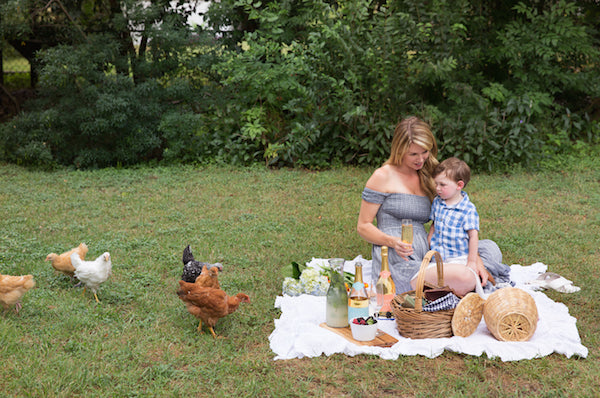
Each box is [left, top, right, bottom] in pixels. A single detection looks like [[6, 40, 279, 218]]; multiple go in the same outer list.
[[434, 172, 464, 202]]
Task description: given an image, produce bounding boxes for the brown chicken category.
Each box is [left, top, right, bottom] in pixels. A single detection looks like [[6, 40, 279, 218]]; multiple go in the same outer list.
[[45, 243, 88, 279], [177, 280, 250, 338], [0, 274, 36, 313], [194, 266, 220, 289]]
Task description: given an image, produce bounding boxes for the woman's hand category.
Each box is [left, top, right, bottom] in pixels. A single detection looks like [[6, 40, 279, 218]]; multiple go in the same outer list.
[[390, 239, 413, 261]]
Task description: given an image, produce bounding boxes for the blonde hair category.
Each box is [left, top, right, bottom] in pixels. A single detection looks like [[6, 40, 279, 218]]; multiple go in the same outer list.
[[384, 116, 439, 200]]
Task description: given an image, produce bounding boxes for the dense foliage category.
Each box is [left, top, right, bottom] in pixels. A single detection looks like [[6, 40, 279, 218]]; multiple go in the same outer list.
[[1, 0, 599, 169]]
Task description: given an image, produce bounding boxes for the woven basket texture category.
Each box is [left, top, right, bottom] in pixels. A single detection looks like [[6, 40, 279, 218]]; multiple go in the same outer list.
[[391, 250, 454, 339], [452, 292, 485, 337], [483, 287, 538, 341]]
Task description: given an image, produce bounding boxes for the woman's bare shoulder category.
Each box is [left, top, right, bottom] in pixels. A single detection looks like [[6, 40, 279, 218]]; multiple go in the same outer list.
[[366, 165, 393, 191]]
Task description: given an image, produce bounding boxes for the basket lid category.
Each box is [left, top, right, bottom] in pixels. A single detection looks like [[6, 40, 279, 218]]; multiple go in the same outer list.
[[451, 293, 485, 337]]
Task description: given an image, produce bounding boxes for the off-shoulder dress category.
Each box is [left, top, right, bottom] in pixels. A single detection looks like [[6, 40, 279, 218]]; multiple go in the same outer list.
[[362, 187, 507, 294]]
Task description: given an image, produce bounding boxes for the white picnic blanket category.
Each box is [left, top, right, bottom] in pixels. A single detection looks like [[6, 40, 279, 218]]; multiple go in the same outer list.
[[269, 257, 588, 361]]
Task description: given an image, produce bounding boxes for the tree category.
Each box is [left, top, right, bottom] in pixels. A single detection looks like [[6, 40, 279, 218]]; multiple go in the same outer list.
[[0, 0, 206, 83], [1, 0, 598, 169], [0, 0, 204, 167]]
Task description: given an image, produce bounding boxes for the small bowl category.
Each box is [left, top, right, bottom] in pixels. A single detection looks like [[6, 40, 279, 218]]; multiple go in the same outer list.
[[350, 317, 378, 342]]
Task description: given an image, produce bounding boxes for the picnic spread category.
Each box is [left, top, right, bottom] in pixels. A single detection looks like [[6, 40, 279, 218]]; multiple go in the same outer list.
[[269, 255, 588, 361]]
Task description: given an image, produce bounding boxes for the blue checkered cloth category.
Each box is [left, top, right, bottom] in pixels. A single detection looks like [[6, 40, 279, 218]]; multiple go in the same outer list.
[[429, 191, 479, 261], [423, 292, 461, 312]]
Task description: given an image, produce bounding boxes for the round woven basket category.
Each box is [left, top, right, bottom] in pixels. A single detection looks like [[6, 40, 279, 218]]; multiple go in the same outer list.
[[483, 287, 538, 341], [452, 292, 485, 337], [391, 250, 454, 339]]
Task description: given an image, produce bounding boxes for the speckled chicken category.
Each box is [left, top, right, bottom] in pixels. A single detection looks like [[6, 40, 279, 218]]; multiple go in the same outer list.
[[0, 273, 36, 313], [181, 245, 223, 283], [45, 243, 88, 280]]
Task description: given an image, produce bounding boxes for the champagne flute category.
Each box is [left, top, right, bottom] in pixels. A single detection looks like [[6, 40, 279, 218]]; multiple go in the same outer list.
[[401, 219, 413, 244]]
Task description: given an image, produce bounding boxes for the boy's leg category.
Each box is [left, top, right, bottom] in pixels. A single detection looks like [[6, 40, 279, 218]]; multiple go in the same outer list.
[[411, 262, 477, 297]]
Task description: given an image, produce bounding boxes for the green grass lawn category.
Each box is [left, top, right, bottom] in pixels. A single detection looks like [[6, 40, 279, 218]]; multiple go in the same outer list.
[[2, 50, 31, 90], [2, 57, 30, 73], [0, 162, 597, 397]]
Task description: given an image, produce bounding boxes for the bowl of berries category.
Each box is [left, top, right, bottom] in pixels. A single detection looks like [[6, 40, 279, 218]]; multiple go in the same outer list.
[[350, 316, 378, 341]]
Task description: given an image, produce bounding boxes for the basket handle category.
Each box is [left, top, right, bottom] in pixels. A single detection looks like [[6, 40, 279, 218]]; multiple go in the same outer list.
[[414, 250, 444, 312]]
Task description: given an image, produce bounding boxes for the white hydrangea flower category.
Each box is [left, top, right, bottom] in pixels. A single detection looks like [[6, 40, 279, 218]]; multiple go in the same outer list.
[[300, 268, 329, 296], [282, 277, 303, 296]]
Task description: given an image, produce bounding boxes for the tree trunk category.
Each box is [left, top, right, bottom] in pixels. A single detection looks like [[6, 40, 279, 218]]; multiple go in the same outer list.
[[108, 0, 136, 78], [7, 40, 40, 87]]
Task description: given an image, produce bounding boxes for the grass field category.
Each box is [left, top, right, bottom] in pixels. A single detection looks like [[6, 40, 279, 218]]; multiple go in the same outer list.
[[0, 161, 598, 397], [2, 47, 31, 90]]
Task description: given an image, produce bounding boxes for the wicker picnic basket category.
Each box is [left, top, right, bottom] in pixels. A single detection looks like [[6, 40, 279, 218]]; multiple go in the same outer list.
[[483, 287, 538, 341], [391, 250, 454, 339]]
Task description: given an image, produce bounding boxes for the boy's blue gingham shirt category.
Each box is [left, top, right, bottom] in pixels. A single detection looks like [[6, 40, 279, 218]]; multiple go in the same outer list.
[[430, 191, 479, 261]]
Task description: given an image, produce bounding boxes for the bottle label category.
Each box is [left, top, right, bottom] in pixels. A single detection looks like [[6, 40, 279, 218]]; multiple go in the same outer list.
[[348, 299, 369, 308], [380, 294, 395, 312], [348, 306, 369, 322]]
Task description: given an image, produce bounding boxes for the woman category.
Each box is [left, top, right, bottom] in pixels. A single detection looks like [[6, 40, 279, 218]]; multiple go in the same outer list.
[[356, 116, 490, 294]]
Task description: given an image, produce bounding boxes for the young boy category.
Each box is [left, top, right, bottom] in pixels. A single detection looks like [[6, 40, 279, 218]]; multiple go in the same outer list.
[[428, 157, 479, 273]]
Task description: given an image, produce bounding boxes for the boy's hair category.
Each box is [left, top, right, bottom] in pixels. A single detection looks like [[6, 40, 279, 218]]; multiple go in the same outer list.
[[433, 157, 471, 187]]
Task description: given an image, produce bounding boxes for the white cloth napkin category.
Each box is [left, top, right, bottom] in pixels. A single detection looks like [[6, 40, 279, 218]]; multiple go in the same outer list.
[[269, 258, 588, 361]]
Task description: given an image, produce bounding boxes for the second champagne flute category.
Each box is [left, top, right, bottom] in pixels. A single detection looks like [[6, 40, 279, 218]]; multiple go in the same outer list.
[[401, 219, 413, 244]]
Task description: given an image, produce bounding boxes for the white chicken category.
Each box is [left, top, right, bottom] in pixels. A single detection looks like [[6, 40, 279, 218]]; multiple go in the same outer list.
[[71, 252, 112, 303]]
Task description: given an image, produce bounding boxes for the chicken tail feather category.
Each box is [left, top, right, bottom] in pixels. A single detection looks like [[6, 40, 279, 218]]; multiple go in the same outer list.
[[182, 245, 194, 265], [23, 277, 35, 291]]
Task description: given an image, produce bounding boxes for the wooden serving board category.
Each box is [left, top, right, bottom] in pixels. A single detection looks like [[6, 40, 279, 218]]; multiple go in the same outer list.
[[319, 323, 398, 347]]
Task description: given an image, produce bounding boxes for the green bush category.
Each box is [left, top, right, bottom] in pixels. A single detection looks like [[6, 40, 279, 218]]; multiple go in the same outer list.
[[195, 0, 599, 170], [1, 38, 174, 168], [0, 111, 55, 168], [1, 0, 598, 170]]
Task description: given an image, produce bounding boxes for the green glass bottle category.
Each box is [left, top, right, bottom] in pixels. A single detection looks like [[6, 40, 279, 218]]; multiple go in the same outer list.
[[325, 258, 348, 327]]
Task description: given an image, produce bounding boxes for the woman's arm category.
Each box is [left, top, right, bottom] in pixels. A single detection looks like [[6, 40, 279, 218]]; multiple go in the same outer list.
[[357, 167, 414, 259], [356, 200, 391, 246], [356, 200, 413, 260]]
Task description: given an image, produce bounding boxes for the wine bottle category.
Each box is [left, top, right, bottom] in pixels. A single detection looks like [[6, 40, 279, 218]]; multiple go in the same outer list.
[[376, 246, 396, 320], [348, 261, 369, 323]]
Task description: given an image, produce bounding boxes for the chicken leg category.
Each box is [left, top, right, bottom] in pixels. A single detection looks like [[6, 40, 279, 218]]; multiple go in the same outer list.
[[208, 326, 218, 339], [196, 320, 219, 338], [82, 287, 101, 303]]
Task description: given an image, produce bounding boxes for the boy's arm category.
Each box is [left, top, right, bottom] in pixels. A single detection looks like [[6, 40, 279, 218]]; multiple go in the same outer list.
[[467, 229, 487, 285], [466, 229, 479, 270], [427, 222, 435, 247]]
